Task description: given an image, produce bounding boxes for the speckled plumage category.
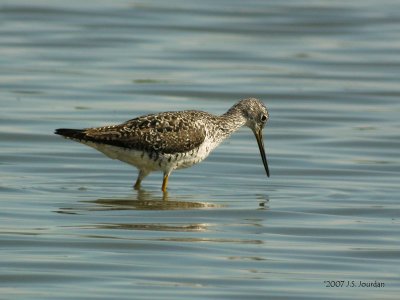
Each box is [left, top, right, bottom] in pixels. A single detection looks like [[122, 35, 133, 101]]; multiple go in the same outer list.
[[55, 98, 270, 192]]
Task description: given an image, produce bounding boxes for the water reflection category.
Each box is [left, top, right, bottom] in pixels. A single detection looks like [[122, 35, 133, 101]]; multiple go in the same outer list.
[[57, 189, 220, 214], [86, 222, 209, 233], [93, 189, 220, 210], [257, 194, 270, 209]]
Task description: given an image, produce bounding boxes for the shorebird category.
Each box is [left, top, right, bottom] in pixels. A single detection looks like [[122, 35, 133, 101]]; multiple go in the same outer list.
[[55, 98, 270, 192]]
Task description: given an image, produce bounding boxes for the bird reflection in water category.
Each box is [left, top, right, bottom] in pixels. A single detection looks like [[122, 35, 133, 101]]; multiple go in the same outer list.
[[92, 189, 219, 211], [57, 189, 215, 232], [57, 189, 219, 214]]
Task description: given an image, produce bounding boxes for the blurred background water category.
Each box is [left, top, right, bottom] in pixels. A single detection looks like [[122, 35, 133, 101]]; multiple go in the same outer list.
[[1, 0, 399, 299]]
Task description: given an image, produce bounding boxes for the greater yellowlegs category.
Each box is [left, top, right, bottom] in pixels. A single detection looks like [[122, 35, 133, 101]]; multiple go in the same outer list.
[[55, 98, 270, 192]]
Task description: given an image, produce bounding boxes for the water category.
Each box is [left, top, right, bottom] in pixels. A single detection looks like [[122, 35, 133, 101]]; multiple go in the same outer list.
[[1, 0, 399, 299]]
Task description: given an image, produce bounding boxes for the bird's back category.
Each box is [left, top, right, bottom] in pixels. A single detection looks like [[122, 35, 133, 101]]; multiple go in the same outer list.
[[55, 110, 211, 155]]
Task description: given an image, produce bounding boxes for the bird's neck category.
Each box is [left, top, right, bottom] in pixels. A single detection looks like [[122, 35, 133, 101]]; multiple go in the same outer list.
[[215, 107, 247, 138]]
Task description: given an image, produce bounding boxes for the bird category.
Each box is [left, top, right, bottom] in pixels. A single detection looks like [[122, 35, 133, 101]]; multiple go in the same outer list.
[[55, 98, 270, 192]]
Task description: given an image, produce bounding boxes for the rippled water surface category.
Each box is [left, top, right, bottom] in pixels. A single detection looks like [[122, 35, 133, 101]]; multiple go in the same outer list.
[[1, 0, 400, 299]]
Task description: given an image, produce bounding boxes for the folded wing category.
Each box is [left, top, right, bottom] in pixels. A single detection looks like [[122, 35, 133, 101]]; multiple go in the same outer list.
[[55, 111, 207, 154]]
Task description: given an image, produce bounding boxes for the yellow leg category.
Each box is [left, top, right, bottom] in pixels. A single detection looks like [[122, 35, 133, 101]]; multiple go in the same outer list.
[[161, 173, 169, 192], [134, 170, 149, 190], [134, 179, 141, 190]]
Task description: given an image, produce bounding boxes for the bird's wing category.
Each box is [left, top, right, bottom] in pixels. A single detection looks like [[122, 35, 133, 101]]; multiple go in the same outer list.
[[80, 111, 207, 154]]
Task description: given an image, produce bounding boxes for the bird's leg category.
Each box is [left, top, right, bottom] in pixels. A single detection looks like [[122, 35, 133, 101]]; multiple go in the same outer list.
[[161, 172, 169, 192], [162, 191, 169, 201], [134, 170, 149, 190]]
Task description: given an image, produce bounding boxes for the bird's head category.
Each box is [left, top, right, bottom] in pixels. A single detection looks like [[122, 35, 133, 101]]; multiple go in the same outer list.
[[235, 98, 270, 177]]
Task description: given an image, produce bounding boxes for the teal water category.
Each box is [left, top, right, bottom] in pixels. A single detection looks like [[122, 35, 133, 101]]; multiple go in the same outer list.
[[1, 1, 400, 299]]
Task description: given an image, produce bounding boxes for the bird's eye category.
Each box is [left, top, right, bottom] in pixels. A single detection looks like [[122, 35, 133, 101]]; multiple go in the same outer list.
[[260, 114, 268, 122]]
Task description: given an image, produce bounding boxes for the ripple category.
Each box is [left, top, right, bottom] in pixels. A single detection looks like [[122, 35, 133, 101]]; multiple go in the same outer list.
[[1, 1, 399, 299]]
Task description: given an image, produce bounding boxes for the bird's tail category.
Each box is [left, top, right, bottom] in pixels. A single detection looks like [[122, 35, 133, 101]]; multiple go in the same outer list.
[[54, 128, 86, 140]]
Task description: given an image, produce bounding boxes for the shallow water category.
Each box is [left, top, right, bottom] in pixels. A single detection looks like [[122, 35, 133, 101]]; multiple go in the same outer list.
[[1, 0, 400, 299]]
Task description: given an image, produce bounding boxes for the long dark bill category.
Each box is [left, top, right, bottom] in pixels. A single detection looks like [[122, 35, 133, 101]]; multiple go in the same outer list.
[[254, 129, 270, 177]]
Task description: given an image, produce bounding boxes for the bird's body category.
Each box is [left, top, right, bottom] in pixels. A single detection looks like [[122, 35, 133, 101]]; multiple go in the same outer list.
[[55, 98, 270, 191]]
